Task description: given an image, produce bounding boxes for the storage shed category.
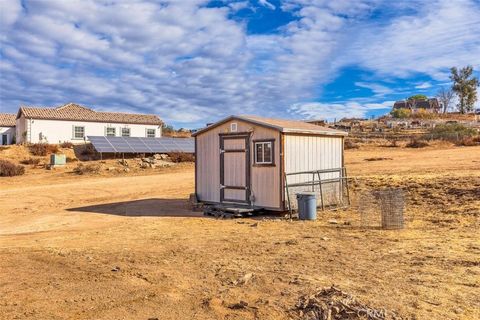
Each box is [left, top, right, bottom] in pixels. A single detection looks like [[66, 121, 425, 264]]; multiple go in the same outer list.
[[192, 115, 348, 211]]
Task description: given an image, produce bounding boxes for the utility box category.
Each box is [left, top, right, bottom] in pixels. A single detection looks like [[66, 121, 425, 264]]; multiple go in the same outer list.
[[50, 154, 66, 166], [296, 192, 317, 220]]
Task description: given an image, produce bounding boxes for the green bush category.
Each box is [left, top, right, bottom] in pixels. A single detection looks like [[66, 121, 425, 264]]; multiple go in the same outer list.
[[431, 123, 477, 138], [391, 108, 411, 119], [0, 160, 25, 177]]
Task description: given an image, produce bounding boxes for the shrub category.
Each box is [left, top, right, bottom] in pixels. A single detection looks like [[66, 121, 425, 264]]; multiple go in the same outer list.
[[406, 139, 429, 148], [60, 141, 74, 148], [73, 163, 101, 175], [29, 143, 59, 156], [412, 108, 436, 119], [168, 152, 195, 162], [455, 136, 480, 146], [81, 144, 96, 157], [344, 139, 359, 149], [430, 123, 477, 140], [0, 160, 25, 177], [391, 108, 411, 119], [20, 158, 41, 165], [66, 156, 78, 163]]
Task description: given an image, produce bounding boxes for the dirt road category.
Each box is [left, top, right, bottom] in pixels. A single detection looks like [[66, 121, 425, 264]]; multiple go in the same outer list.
[[1, 146, 479, 319]]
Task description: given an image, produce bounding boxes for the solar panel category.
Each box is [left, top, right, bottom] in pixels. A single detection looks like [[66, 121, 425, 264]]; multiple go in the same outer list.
[[87, 136, 194, 154], [88, 136, 117, 153]]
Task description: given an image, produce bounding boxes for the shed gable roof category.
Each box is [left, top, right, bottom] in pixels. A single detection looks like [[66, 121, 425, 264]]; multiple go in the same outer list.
[[192, 115, 347, 136], [17, 103, 163, 125], [0, 113, 16, 127]]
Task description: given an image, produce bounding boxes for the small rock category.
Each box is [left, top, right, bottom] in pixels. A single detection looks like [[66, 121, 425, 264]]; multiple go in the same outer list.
[[124, 168, 130, 173], [320, 237, 329, 241], [234, 272, 254, 285], [285, 239, 298, 245], [250, 223, 258, 227], [228, 301, 248, 309], [106, 167, 116, 171], [328, 219, 339, 224], [111, 266, 121, 272]]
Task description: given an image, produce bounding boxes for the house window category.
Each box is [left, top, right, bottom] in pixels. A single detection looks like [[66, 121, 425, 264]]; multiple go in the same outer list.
[[106, 127, 116, 137], [254, 140, 273, 165], [230, 122, 237, 132], [73, 126, 85, 139], [146, 129, 156, 138], [121, 127, 130, 137]]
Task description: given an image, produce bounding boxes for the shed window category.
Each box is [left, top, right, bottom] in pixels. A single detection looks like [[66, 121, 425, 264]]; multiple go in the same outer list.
[[254, 141, 273, 165], [121, 127, 131, 137], [73, 126, 85, 139], [146, 129, 156, 138], [106, 127, 116, 137], [230, 123, 237, 132]]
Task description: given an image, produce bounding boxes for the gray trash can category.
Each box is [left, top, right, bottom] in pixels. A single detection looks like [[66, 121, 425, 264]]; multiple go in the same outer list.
[[296, 192, 317, 220]]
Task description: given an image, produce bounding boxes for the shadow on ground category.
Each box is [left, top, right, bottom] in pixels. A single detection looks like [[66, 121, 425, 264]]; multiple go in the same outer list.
[[67, 198, 203, 217]]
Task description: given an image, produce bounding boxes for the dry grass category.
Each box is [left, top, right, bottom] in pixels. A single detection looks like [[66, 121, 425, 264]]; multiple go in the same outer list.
[[0, 146, 479, 319], [73, 163, 102, 175]]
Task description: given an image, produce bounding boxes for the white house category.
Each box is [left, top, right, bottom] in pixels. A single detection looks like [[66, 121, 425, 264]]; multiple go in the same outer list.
[[0, 113, 16, 145], [16, 103, 163, 144]]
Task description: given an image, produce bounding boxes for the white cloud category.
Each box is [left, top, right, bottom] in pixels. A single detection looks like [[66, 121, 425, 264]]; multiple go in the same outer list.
[[355, 82, 393, 96], [349, 0, 480, 79], [415, 82, 433, 89], [258, 0, 276, 10], [289, 100, 395, 120], [0, 0, 22, 31], [0, 0, 479, 127]]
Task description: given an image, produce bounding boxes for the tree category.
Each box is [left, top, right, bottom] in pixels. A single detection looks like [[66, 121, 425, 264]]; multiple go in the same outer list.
[[408, 94, 428, 101], [450, 66, 479, 114], [436, 87, 455, 113]]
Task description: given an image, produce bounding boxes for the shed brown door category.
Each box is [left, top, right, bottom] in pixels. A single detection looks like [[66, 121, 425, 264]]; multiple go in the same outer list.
[[220, 134, 250, 204]]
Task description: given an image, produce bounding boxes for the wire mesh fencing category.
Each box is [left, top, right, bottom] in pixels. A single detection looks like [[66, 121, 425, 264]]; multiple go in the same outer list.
[[358, 188, 405, 229], [285, 168, 350, 212]]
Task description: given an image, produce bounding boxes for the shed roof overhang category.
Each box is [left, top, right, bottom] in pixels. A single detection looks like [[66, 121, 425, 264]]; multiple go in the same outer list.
[[192, 115, 348, 137]]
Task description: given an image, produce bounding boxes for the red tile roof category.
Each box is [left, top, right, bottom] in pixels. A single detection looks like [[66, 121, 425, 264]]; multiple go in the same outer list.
[[0, 113, 16, 127], [18, 103, 163, 125]]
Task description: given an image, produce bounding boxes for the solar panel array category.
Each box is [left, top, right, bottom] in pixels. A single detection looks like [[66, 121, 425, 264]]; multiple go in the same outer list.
[[87, 136, 194, 153]]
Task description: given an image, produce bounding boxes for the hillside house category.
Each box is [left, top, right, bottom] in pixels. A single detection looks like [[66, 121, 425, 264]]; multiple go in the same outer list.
[[393, 98, 440, 113], [0, 113, 16, 145], [15, 103, 163, 144]]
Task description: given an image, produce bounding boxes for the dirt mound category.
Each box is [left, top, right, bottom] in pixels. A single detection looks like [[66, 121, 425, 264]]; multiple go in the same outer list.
[[295, 286, 402, 320]]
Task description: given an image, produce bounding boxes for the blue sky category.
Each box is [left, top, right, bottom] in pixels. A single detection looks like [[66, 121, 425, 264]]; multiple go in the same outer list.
[[0, 0, 479, 128]]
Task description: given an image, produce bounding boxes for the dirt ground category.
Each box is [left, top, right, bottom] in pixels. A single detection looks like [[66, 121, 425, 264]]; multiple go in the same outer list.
[[0, 145, 479, 320]]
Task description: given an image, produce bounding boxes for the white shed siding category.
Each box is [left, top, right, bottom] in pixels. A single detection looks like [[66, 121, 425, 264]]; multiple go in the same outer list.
[[0, 126, 15, 145], [284, 134, 343, 184], [16, 118, 162, 144]]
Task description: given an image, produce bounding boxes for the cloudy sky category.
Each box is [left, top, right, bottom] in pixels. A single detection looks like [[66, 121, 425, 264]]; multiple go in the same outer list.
[[0, 0, 479, 128]]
